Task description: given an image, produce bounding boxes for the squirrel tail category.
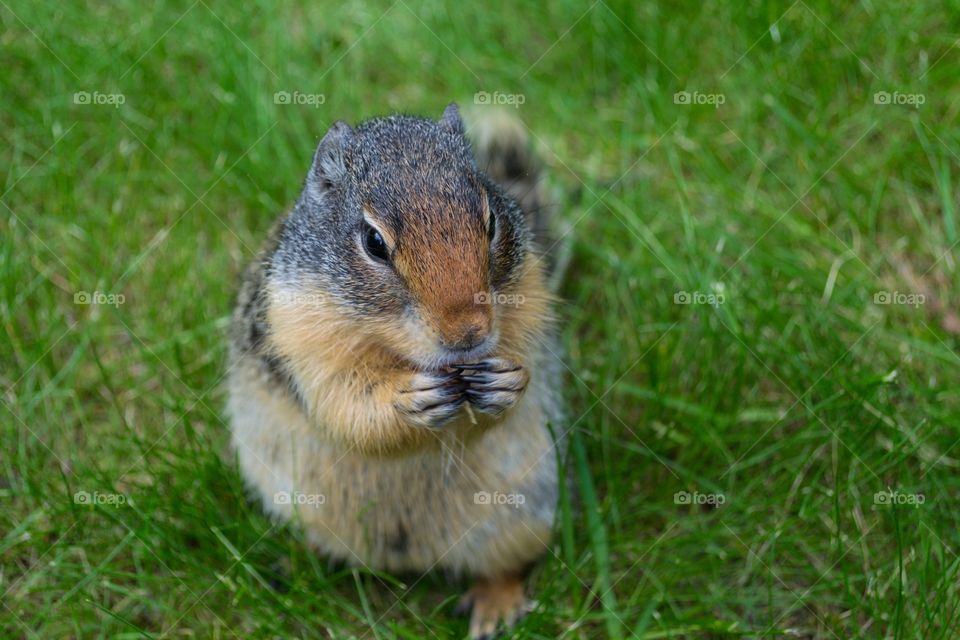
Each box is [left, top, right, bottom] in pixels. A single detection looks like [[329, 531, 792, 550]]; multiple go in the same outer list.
[[467, 108, 571, 289]]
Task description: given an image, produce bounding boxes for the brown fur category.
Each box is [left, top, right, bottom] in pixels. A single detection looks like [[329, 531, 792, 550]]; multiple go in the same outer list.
[[372, 190, 493, 349], [458, 575, 531, 638]]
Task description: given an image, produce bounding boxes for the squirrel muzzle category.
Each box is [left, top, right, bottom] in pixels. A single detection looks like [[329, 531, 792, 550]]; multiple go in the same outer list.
[[392, 203, 494, 356], [436, 302, 492, 351]]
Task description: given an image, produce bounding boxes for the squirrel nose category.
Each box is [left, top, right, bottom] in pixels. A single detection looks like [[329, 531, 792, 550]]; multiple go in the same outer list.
[[457, 324, 486, 350], [440, 308, 491, 350]]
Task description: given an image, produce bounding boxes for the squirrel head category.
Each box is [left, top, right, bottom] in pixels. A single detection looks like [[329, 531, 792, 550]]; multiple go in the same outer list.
[[272, 103, 535, 370]]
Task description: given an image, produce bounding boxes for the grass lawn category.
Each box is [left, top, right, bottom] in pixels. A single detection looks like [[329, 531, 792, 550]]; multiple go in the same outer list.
[[3, 1, 960, 637]]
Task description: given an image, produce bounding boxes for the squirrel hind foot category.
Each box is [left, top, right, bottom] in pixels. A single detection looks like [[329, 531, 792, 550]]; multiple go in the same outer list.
[[455, 575, 532, 639]]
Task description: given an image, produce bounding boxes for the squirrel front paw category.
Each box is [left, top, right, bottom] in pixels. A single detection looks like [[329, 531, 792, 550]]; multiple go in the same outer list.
[[394, 370, 467, 429], [456, 358, 529, 417]]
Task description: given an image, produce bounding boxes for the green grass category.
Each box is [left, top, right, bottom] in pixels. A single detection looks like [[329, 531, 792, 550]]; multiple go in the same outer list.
[[3, 0, 960, 637]]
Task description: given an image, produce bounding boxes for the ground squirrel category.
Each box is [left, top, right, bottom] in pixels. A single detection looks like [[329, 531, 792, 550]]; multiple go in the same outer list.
[[228, 103, 563, 639]]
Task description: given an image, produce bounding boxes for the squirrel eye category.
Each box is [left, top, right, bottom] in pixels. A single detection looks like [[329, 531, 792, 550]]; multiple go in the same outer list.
[[362, 222, 390, 263], [487, 210, 496, 241]]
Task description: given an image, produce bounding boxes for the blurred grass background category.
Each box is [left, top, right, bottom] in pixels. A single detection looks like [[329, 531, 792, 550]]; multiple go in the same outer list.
[[3, 0, 960, 637]]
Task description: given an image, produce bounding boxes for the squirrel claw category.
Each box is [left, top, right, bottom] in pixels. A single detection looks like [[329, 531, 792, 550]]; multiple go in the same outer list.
[[401, 370, 462, 392], [460, 359, 528, 416], [453, 359, 522, 373], [452, 362, 491, 371], [395, 371, 467, 429], [460, 374, 522, 389]]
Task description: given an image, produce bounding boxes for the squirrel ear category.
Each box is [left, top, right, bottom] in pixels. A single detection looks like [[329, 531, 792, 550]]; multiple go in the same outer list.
[[308, 120, 353, 195], [439, 102, 465, 135]]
